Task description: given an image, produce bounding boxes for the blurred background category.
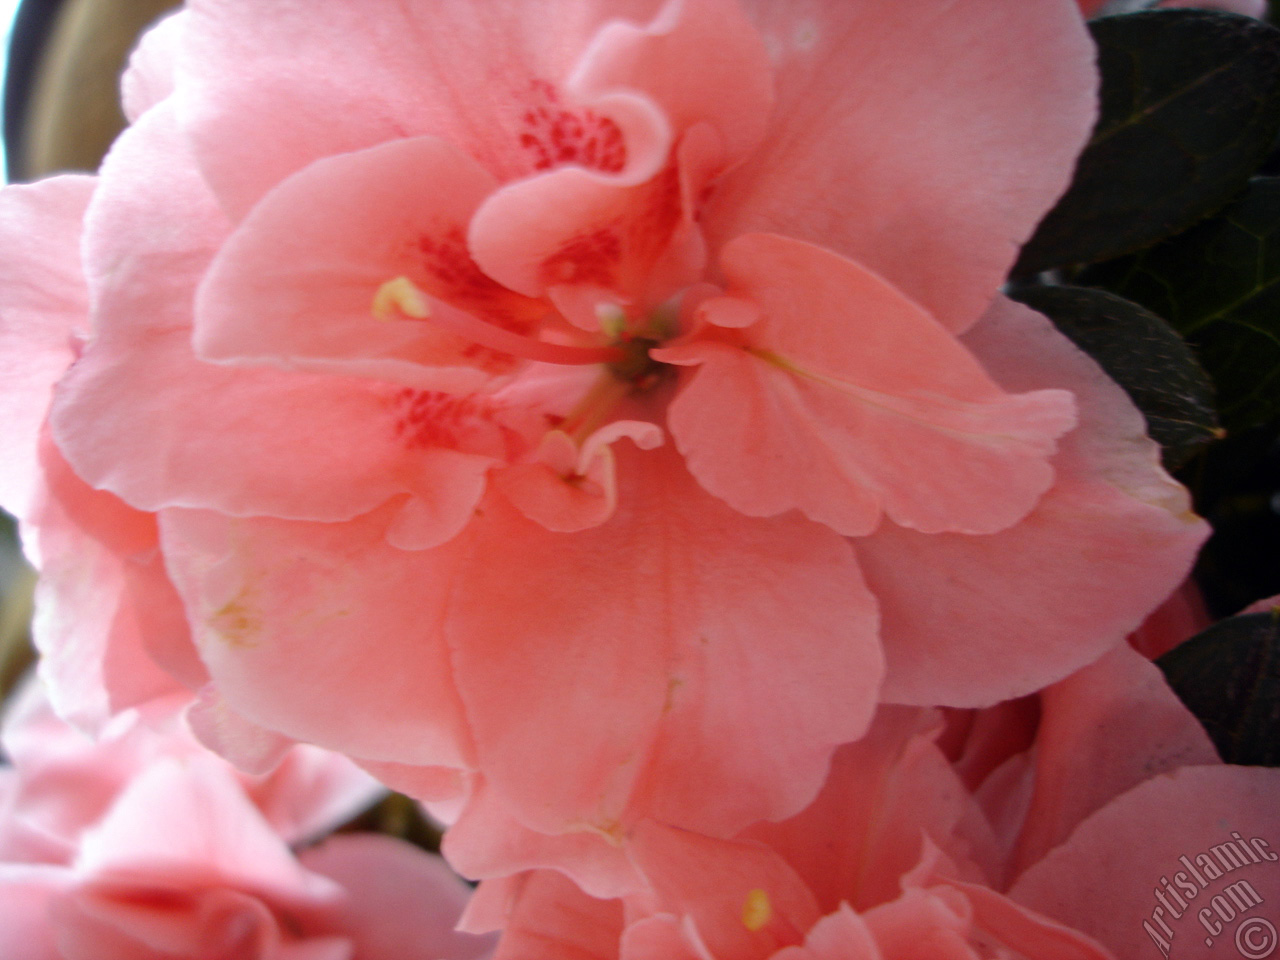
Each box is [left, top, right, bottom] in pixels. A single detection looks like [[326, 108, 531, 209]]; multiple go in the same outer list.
[[4, 0, 176, 181]]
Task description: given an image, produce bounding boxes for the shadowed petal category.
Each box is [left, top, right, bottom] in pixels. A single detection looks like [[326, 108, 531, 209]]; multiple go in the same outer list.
[[1011, 766, 1280, 959], [859, 297, 1208, 707], [300, 834, 493, 960]]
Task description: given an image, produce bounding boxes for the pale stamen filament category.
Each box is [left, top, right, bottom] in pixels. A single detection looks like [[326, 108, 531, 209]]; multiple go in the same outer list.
[[373, 276, 626, 367]]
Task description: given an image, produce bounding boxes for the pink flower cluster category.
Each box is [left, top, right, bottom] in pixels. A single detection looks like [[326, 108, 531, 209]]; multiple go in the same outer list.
[[0, 681, 492, 959], [0, 0, 1270, 956]]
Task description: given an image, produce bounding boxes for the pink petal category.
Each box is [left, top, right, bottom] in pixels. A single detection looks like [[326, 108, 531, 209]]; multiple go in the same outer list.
[[573, 0, 774, 167], [184, 686, 296, 777], [0, 864, 72, 960], [856, 886, 976, 958], [52, 318, 458, 522], [381, 445, 497, 551], [120, 11, 183, 122], [457, 872, 518, 934], [451, 443, 879, 838], [299, 834, 492, 960], [158, 504, 473, 769], [622, 915, 706, 960], [29, 440, 191, 733], [470, 0, 776, 310], [859, 296, 1209, 706], [179, 0, 668, 219], [248, 744, 383, 847], [358, 762, 467, 810], [469, 870, 623, 960], [442, 777, 642, 899], [55, 107, 504, 529], [929, 881, 1115, 960], [0, 682, 156, 859], [629, 821, 822, 960], [78, 101, 229, 329], [74, 756, 337, 905], [970, 753, 1036, 876], [944, 698, 1041, 795], [661, 234, 1076, 536], [0, 682, 382, 960], [53, 884, 340, 960], [707, 0, 1096, 333], [494, 433, 619, 533], [1009, 643, 1219, 878], [468, 157, 700, 310], [0, 770, 73, 865], [195, 136, 546, 391], [1010, 766, 1280, 960], [742, 709, 991, 915], [495, 421, 664, 533], [1241, 594, 1280, 615], [771, 905, 880, 960], [0, 175, 94, 521], [1128, 580, 1211, 660]]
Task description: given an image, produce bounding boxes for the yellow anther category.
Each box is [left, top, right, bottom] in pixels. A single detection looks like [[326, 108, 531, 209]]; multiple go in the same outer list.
[[596, 302, 628, 338], [742, 889, 772, 932], [372, 276, 431, 321]]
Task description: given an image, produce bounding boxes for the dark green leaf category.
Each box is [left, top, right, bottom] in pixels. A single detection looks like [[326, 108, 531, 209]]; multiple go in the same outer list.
[[1084, 177, 1280, 431], [1181, 419, 1280, 618], [1009, 284, 1220, 470], [1158, 604, 1280, 766], [1016, 10, 1280, 274]]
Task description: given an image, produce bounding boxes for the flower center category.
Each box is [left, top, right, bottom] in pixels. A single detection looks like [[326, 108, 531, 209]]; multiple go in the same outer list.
[[559, 334, 674, 444], [375, 276, 679, 447], [550, 298, 680, 443], [373, 275, 625, 366], [607, 334, 666, 385]]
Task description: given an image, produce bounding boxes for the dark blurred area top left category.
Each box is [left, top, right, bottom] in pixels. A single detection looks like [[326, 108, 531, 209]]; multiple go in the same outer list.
[[4, 0, 179, 182]]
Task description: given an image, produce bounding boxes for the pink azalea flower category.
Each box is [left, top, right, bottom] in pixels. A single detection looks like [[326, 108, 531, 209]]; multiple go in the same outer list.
[[0, 681, 490, 960], [2, 0, 1206, 863], [463, 641, 1279, 960]]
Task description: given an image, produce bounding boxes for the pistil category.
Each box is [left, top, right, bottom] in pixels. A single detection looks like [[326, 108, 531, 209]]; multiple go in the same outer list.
[[558, 370, 635, 444], [559, 335, 671, 445]]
